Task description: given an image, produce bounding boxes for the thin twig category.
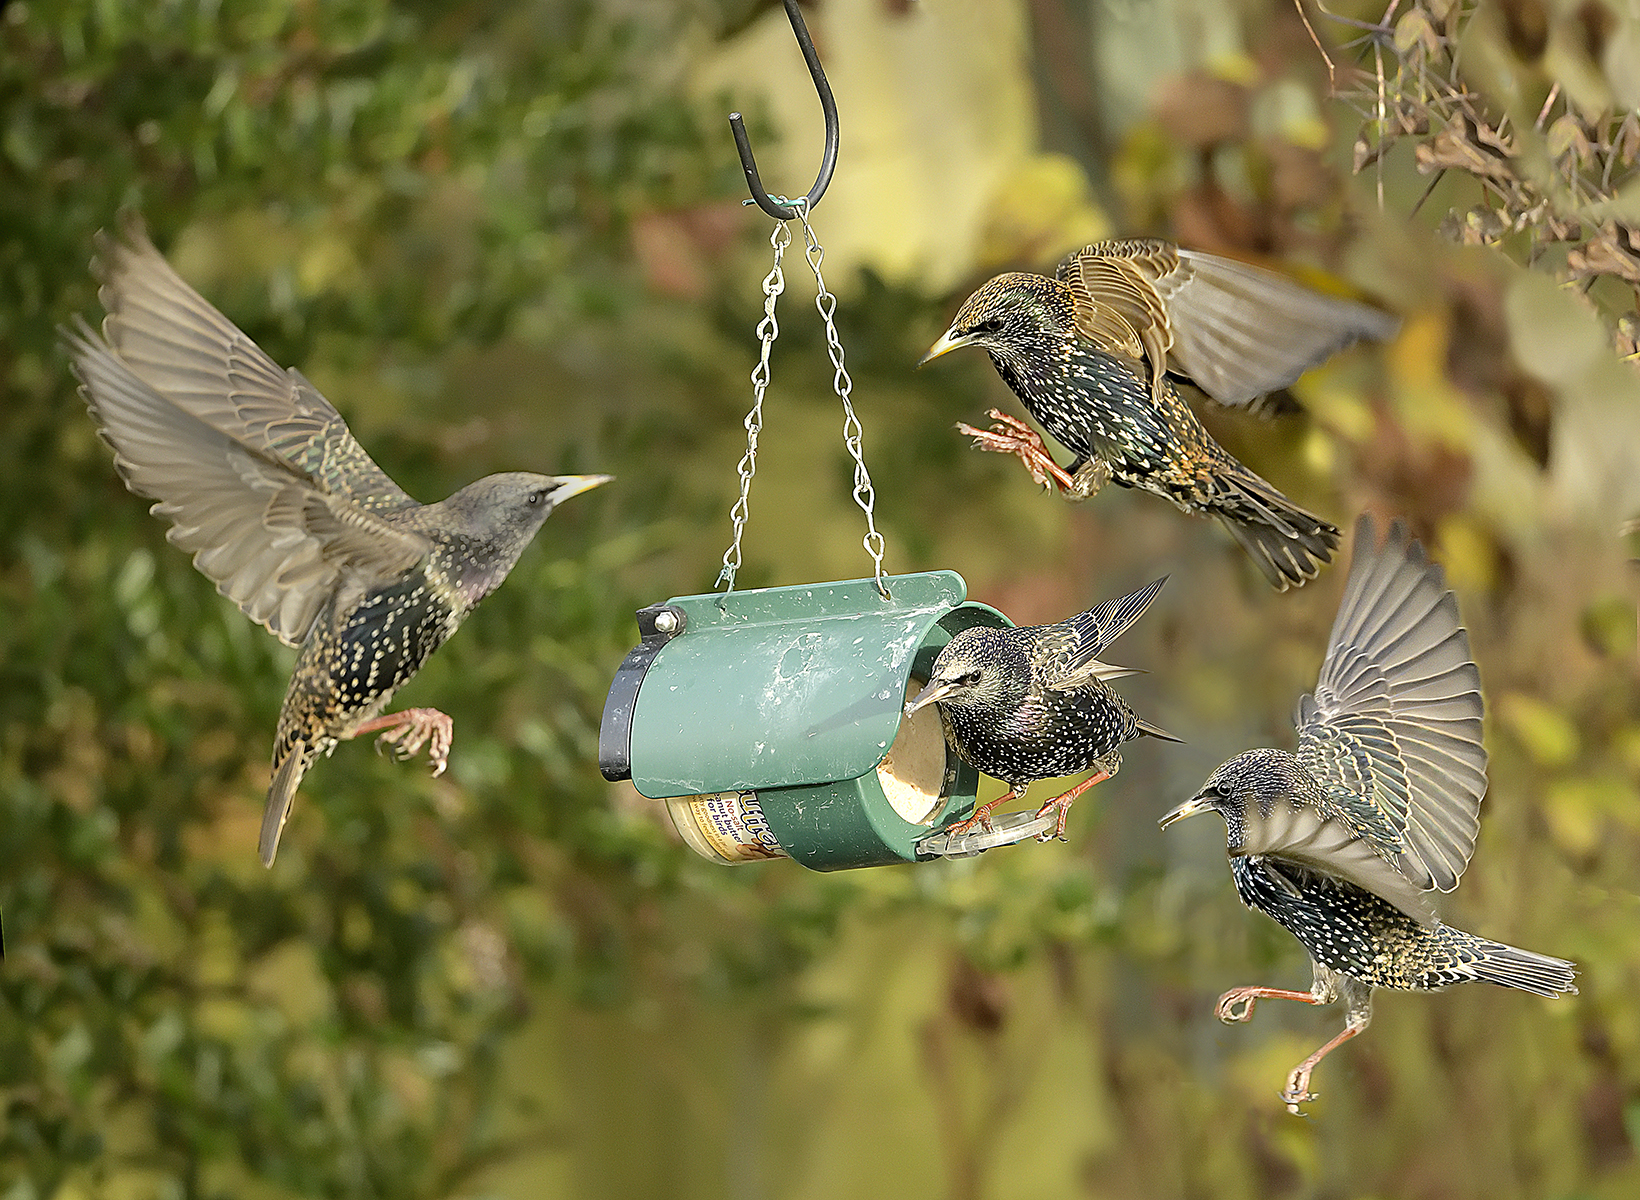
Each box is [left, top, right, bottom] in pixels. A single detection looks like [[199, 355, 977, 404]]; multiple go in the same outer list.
[[1375, 38, 1387, 210], [1294, 0, 1336, 92], [1409, 168, 1446, 217], [1535, 82, 1560, 130]]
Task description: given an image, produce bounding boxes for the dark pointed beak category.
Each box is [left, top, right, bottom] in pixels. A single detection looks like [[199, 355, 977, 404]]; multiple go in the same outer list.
[[547, 474, 614, 504], [918, 328, 975, 367], [1158, 792, 1212, 830], [904, 678, 957, 719]]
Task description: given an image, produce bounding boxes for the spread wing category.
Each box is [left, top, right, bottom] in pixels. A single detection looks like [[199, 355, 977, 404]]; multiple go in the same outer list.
[[66, 220, 426, 647], [1236, 793, 1438, 925], [1056, 240, 1400, 409], [1167, 249, 1400, 407], [90, 216, 415, 512], [1295, 516, 1487, 894], [1033, 576, 1166, 691]]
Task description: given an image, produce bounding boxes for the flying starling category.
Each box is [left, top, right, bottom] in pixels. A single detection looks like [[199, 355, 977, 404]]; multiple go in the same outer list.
[[64, 218, 611, 866], [922, 239, 1399, 589], [904, 578, 1180, 841], [1160, 516, 1576, 1115]]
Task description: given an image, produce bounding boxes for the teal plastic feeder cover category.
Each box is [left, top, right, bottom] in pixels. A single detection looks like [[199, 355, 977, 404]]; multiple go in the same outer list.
[[599, 571, 1011, 870]]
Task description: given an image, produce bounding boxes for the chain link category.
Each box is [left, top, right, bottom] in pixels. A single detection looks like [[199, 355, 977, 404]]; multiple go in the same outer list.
[[717, 218, 791, 591], [793, 200, 890, 599], [718, 203, 890, 598]]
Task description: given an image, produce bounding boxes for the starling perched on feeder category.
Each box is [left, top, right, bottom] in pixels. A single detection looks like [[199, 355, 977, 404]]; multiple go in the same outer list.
[[64, 218, 611, 866], [904, 578, 1180, 841], [922, 239, 1399, 589], [1160, 516, 1576, 1115]]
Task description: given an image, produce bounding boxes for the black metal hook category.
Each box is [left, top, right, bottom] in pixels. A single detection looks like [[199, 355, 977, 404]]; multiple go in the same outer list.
[[728, 0, 838, 221]]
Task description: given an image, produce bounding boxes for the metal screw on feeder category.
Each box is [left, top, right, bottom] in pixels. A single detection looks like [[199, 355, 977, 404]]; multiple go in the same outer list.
[[598, 0, 1047, 868]]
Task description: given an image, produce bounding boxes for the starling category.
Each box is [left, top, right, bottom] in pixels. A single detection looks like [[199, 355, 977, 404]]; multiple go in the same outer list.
[[64, 218, 611, 866], [922, 239, 1399, 589], [904, 578, 1180, 841], [1160, 516, 1576, 1115]]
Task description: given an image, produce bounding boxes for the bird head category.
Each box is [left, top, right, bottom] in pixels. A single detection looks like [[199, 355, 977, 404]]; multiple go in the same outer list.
[[1158, 748, 1313, 848], [450, 471, 611, 532], [903, 628, 1021, 720], [436, 472, 611, 592], [920, 273, 1078, 367]]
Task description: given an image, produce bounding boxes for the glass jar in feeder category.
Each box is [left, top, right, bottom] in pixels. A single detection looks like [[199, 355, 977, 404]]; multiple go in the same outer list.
[[599, 571, 1013, 870]]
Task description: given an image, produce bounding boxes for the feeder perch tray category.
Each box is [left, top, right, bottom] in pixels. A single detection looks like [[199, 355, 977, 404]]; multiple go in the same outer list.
[[599, 571, 1014, 870]]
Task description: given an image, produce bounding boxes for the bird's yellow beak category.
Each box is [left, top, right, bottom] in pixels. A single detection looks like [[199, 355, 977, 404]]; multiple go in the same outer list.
[[918, 328, 976, 367], [903, 678, 957, 719], [548, 474, 614, 503], [1158, 794, 1211, 829]]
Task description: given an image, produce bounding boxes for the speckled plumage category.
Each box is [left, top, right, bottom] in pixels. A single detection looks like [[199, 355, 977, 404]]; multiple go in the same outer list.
[[65, 217, 610, 866], [905, 578, 1179, 840], [1231, 857, 1576, 997], [1161, 516, 1575, 1113], [923, 240, 1399, 589]]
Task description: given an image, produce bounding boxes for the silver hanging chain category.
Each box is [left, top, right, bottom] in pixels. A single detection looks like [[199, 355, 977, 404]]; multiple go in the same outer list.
[[718, 218, 791, 591], [718, 203, 891, 599], [793, 199, 890, 599]]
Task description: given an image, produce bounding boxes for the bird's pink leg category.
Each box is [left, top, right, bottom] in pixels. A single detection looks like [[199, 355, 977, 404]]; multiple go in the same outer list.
[[956, 410, 1078, 492], [351, 708, 454, 777], [944, 789, 1018, 838], [1033, 769, 1111, 840], [1281, 1023, 1364, 1116]]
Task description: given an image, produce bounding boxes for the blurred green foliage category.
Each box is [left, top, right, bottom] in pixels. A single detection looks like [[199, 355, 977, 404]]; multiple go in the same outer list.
[[3, 1, 1640, 1199]]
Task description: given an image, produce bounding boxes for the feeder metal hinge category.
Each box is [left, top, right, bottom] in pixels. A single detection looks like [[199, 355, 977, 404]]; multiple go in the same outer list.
[[598, 603, 688, 783]]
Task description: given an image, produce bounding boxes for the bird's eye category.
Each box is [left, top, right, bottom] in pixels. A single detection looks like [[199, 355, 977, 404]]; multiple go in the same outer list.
[[526, 490, 547, 506], [961, 669, 982, 685], [970, 317, 1004, 335]]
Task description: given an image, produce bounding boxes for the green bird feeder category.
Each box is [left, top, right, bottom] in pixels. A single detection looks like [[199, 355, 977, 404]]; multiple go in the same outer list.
[[599, 571, 1014, 870], [597, 0, 1061, 869]]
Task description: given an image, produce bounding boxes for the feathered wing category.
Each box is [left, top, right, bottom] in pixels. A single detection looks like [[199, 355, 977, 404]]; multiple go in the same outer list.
[[1055, 240, 1399, 409], [89, 215, 415, 512], [1035, 576, 1167, 691], [1295, 515, 1487, 894], [1237, 788, 1438, 925], [1167, 249, 1400, 407], [1055, 240, 1179, 398], [66, 306, 427, 649]]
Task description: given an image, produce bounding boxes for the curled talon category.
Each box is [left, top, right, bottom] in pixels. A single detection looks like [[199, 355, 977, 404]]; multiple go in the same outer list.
[[356, 708, 453, 773], [955, 410, 1078, 493], [943, 792, 1012, 840], [1215, 989, 1259, 1023]]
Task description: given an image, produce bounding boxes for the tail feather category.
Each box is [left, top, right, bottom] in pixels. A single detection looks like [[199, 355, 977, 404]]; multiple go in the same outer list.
[[261, 740, 316, 867], [1469, 939, 1579, 999], [1136, 717, 1184, 744], [1209, 463, 1340, 590]]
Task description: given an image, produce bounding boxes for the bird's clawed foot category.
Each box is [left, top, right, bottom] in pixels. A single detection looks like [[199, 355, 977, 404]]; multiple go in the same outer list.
[[1215, 987, 1264, 1023], [355, 708, 454, 776], [1281, 1067, 1318, 1117], [944, 789, 1018, 839], [1032, 769, 1110, 841], [957, 410, 1077, 493]]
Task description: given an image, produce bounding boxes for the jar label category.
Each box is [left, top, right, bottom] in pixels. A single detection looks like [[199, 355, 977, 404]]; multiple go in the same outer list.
[[685, 791, 788, 862]]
